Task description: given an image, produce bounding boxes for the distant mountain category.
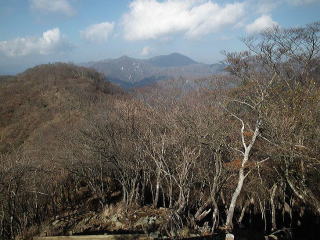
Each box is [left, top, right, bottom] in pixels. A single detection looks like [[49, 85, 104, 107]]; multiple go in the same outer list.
[[82, 53, 226, 88], [147, 52, 197, 67]]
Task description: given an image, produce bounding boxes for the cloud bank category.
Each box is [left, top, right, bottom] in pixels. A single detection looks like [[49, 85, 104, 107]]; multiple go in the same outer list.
[[246, 15, 279, 33], [30, 0, 75, 16], [0, 28, 71, 57], [80, 22, 115, 43], [122, 0, 245, 40]]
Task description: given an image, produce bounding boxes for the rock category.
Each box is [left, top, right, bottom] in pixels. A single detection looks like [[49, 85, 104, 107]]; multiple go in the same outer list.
[[133, 216, 158, 235], [134, 215, 159, 231], [108, 215, 125, 229], [134, 216, 149, 228], [199, 221, 210, 234], [190, 233, 200, 238], [178, 227, 191, 238], [149, 231, 160, 238], [225, 233, 235, 240], [52, 220, 60, 226], [170, 231, 177, 238], [265, 228, 293, 240]]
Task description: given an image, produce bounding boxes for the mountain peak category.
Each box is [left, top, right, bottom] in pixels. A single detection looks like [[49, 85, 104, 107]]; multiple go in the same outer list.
[[168, 52, 187, 57], [83, 53, 225, 87], [147, 52, 198, 67], [118, 55, 132, 60]]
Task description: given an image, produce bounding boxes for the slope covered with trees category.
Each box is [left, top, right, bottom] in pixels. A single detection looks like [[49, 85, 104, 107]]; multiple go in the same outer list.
[[0, 63, 121, 153], [0, 63, 123, 239]]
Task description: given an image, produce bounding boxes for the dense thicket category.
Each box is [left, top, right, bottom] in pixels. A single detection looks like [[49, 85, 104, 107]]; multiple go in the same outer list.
[[0, 22, 320, 240]]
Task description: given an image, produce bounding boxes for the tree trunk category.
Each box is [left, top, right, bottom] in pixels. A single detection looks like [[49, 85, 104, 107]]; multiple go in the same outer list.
[[212, 198, 220, 232], [258, 198, 267, 232], [238, 200, 249, 225], [122, 185, 128, 205], [225, 167, 245, 229], [270, 184, 277, 231], [153, 169, 161, 208], [195, 198, 212, 221], [141, 179, 145, 205], [225, 120, 260, 230], [169, 180, 173, 208]]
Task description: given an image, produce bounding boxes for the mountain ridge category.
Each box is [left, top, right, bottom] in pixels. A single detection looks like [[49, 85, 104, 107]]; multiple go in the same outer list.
[[146, 52, 198, 67], [82, 53, 225, 88]]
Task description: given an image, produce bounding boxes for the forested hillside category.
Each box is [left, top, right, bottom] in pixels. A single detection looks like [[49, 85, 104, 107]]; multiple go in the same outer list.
[[0, 23, 320, 240], [0, 63, 121, 153]]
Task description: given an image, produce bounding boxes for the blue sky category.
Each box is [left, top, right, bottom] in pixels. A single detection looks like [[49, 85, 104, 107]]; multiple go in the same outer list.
[[0, 0, 319, 74]]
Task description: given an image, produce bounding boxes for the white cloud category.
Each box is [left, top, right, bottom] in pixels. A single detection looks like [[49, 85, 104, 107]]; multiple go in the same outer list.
[[122, 0, 245, 41], [30, 0, 75, 16], [0, 28, 71, 57], [288, 0, 320, 5], [141, 46, 152, 56], [245, 15, 279, 34], [80, 22, 114, 43]]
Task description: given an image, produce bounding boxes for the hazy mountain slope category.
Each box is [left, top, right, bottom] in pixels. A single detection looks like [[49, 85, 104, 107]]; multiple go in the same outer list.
[[147, 52, 197, 67], [88, 56, 161, 84], [84, 53, 226, 87]]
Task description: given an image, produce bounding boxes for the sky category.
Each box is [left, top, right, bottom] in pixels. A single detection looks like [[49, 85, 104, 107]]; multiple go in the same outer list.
[[0, 0, 319, 74]]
